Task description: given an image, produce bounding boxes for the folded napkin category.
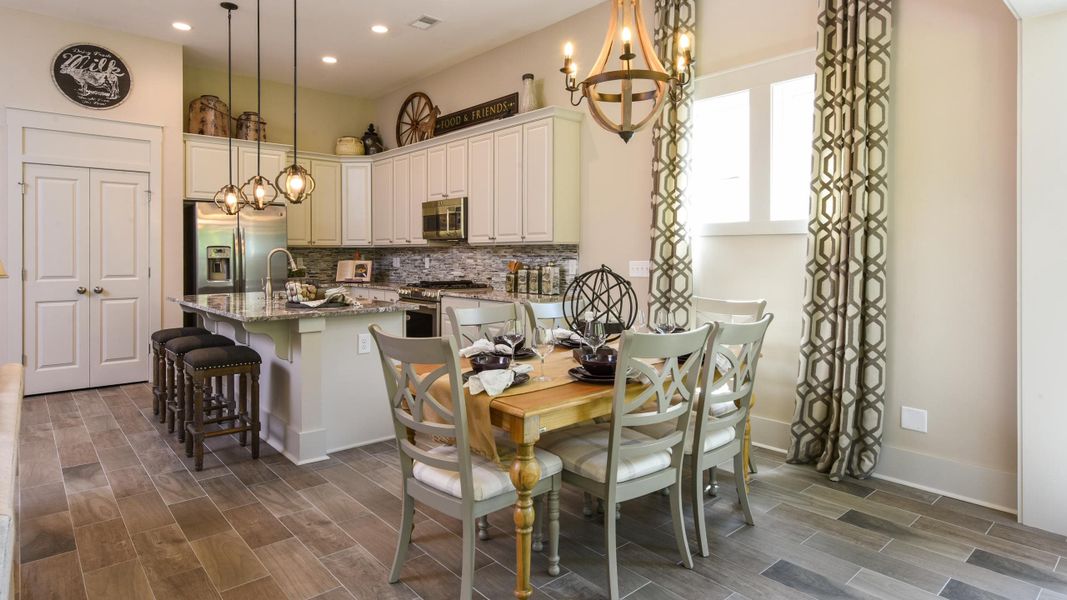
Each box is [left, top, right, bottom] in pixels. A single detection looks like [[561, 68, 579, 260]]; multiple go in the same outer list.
[[466, 364, 534, 397], [551, 328, 583, 343], [459, 339, 513, 358]]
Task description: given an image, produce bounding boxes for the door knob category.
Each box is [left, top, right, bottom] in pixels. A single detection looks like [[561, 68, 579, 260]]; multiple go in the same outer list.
[[76, 287, 87, 295], [93, 287, 104, 294]]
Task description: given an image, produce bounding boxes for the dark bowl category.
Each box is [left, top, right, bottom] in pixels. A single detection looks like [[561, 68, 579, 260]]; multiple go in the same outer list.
[[580, 352, 618, 377], [493, 335, 525, 351], [572, 345, 617, 362], [470, 354, 512, 373]]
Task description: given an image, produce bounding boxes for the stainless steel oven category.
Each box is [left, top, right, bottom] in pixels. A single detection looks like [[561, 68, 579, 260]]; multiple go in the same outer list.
[[404, 302, 438, 338], [422, 197, 466, 241], [399, 280, 492, 338]]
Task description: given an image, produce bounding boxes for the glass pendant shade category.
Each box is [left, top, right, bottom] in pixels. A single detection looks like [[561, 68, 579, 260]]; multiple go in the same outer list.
[[241, 174, 278, 210], [276, 163, 315, 204], [560, 0, 694, 142], [214, 183, 247, 215]]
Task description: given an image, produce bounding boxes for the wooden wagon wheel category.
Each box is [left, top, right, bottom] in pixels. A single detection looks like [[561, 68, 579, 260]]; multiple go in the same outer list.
[[396, 92, 439, 147]]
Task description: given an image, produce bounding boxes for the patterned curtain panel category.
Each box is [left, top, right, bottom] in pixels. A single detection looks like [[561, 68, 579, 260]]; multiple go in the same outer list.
[[787, 0, 892, 481], [648, 0, 696, 327]]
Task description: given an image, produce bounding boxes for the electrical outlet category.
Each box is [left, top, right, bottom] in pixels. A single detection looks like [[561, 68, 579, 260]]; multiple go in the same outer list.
[[424, 257, 430, 269], [901, 406, 927, 433], [358, 333, 372, 354], [629, 260, 650, 278], [392, 257, 401, 268]]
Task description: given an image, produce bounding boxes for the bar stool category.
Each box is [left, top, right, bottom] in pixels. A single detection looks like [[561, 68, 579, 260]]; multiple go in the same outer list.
[[164, 334, 235, 441], [182, 345, 262, 470], [150, 327, 209, 419]]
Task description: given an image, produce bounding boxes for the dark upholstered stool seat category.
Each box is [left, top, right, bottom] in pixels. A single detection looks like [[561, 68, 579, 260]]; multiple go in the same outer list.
[[164, 334, 236, 440], [184, 345, 262, 371], [151, 327, 210, 417], [165, 334, 234, 356], [182, 345, 263, 470], [152, 327, 210, 345]]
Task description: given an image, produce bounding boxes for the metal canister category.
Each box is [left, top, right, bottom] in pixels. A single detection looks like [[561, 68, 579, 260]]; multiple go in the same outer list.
[[532, 266, 543, 295], [235, 111, 267, 141], [516, 268, 528, 294], [505, 272, 517, 293], [545, 262, 560, 295]]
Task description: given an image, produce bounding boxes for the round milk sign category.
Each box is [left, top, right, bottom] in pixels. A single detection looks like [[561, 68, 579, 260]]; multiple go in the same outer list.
[[51, 43, 132, 109]]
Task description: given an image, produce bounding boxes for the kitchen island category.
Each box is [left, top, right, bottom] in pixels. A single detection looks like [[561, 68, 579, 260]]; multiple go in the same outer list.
[[173, 293, 415, 464]]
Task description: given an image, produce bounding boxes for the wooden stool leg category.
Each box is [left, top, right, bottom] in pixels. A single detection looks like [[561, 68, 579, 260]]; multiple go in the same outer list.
[[250, 366, 260, 459], [164, 355, 175, 427], [184, 371, 195, 458], [175, 360, 186, 442], [151, 346, 160, 416], [225, 374, 236, 429], [238, 373, 248, 447], [193, 375, 206, 470]]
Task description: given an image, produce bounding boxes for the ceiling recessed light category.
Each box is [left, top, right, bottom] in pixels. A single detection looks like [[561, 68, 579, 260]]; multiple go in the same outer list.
[[321, 56, 338, 64], [172, 21, 192, 31], [371, 24, 389, 34]]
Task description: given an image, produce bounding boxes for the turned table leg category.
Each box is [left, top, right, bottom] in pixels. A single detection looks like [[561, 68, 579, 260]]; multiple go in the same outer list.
[[510, 441, 540, 600]]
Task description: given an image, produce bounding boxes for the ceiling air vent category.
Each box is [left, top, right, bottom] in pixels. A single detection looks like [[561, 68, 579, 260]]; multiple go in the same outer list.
[[409, 15, 441, 30]]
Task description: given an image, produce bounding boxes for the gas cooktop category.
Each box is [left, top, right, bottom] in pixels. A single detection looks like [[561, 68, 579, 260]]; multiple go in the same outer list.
[[398, 280, 492, 302]]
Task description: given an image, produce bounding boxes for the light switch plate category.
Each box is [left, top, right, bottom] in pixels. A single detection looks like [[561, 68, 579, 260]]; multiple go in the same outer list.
[[424, 257, 431, 269], [392, 257, 401, 268], [358, 333, 372, 354], [901, 406, 927, 433], [629, 260, 650, 278]]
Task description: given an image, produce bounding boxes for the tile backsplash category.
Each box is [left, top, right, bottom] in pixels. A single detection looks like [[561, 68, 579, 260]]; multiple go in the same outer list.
[[289, 244, 579, 289]]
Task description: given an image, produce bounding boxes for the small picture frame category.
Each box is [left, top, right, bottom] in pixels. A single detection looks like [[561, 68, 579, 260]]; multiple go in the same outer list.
[[350, 260, 372, 283]]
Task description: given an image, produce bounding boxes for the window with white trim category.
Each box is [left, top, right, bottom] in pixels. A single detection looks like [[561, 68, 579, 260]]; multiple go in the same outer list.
[[689, 51, 816, 236]]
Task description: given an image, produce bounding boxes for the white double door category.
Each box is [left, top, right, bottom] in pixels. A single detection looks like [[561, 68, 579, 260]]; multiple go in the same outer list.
[[23, 164, 151, 395]]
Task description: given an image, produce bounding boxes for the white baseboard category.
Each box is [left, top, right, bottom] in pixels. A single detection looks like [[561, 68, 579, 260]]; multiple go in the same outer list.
[[749, 414, 1017, 513]]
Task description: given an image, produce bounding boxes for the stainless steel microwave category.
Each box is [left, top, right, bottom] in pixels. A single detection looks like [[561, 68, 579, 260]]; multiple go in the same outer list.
[[422, 197, 466, 241]]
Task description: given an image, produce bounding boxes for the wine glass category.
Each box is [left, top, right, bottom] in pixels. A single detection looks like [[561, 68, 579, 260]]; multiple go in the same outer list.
[[632, 307, 648, 333], [583, 318, 607, 355], [501, 320, 525, 356], [652, 312, 676, 335], [532, 327, 554, 382]]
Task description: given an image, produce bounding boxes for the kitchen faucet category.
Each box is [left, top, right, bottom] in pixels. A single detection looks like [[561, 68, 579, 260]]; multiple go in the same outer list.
[[264, 247, 297, 300]]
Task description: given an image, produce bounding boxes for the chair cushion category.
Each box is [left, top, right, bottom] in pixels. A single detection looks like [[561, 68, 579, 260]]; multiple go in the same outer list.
[[412, 445, 562, 502], [151, 327, 209, 344], [183, 346, 261, 371], [633, 413, 736, 455], [539, 423, 671, 484], [165, 334, 234, 356]]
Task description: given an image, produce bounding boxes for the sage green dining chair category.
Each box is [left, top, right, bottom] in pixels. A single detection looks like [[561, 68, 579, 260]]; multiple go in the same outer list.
[[369, 325, 563, 599], [692, 296, 767, 478], [446, 303, 523, 346], [539, 325, 712, 600], [522, 299, 567, 330]]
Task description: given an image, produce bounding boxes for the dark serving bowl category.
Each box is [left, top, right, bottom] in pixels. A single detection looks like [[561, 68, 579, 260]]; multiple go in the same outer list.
[[470, 354, 512, 373], [493, 335, 525, 351], [572, 346, 617, 362], [580, 352, 618, 377]]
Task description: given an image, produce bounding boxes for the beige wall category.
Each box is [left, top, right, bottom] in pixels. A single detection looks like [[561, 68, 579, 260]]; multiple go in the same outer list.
[[374, 0, 1019, 508], [0, 7, 185, 354], [183, 65, 377, 156]]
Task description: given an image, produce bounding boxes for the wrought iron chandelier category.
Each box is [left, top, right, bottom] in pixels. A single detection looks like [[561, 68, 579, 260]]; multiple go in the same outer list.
[[560, 0, 693, 142], [241, 0, 278, 210], [276, 0, 315, 204], [214, 2, 248, 215]]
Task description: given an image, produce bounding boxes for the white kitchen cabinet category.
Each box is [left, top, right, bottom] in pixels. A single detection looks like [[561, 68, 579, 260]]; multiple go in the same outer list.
[[446, 140, 468, 197], [393, 154, 411, 243], [341, 163, 372, 246], [372, 159, 394, 245], [466, 133, 494, 244], [237, 145, 287, 191], [310, 159, 342, 245], [185, 139, 235, 200], [522, 119, 554, 242], [409, 150, 428, 245], [427, 145, 447, 199], [286, 158, 312, 245], [494, 126, 524, 243]]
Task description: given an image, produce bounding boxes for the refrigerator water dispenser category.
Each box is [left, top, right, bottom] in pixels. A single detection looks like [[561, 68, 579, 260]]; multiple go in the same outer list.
[[206, 246, 231, 282]]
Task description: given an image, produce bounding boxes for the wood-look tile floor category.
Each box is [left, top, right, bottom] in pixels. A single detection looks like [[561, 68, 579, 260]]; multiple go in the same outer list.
[[16, 383, 1067, 600]]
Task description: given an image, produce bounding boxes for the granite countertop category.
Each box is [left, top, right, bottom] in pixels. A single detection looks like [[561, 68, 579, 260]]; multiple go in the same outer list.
[[336, 281, 404, 291], [442, 289, 565, 303], [172, 293, 416, 323]]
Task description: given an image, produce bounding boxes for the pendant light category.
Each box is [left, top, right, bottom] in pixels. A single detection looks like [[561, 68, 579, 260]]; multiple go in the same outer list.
[[241, 0, 278, 210], [214, 2, 248, 215], [276, 0, 315, 204], [560, 0, 694, 142]]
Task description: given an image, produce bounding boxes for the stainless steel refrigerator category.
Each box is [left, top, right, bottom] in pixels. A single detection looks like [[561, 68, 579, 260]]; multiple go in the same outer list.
[[183, 200, 288, 297]]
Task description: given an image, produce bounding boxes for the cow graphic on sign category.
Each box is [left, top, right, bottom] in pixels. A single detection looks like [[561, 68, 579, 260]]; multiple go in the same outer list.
[[52, 44, 132, 109]]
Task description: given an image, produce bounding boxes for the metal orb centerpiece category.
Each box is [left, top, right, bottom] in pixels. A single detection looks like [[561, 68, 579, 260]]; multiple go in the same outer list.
[[563, 265, 638, 339]]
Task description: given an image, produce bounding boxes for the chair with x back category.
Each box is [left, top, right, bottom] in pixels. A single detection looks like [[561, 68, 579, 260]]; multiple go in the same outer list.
[[688, 314, 772, 556], [368, 325, 563, 599], [522, 299, 567, 331], [446, 303, 523, 347], [539, 325, 712, 599]]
